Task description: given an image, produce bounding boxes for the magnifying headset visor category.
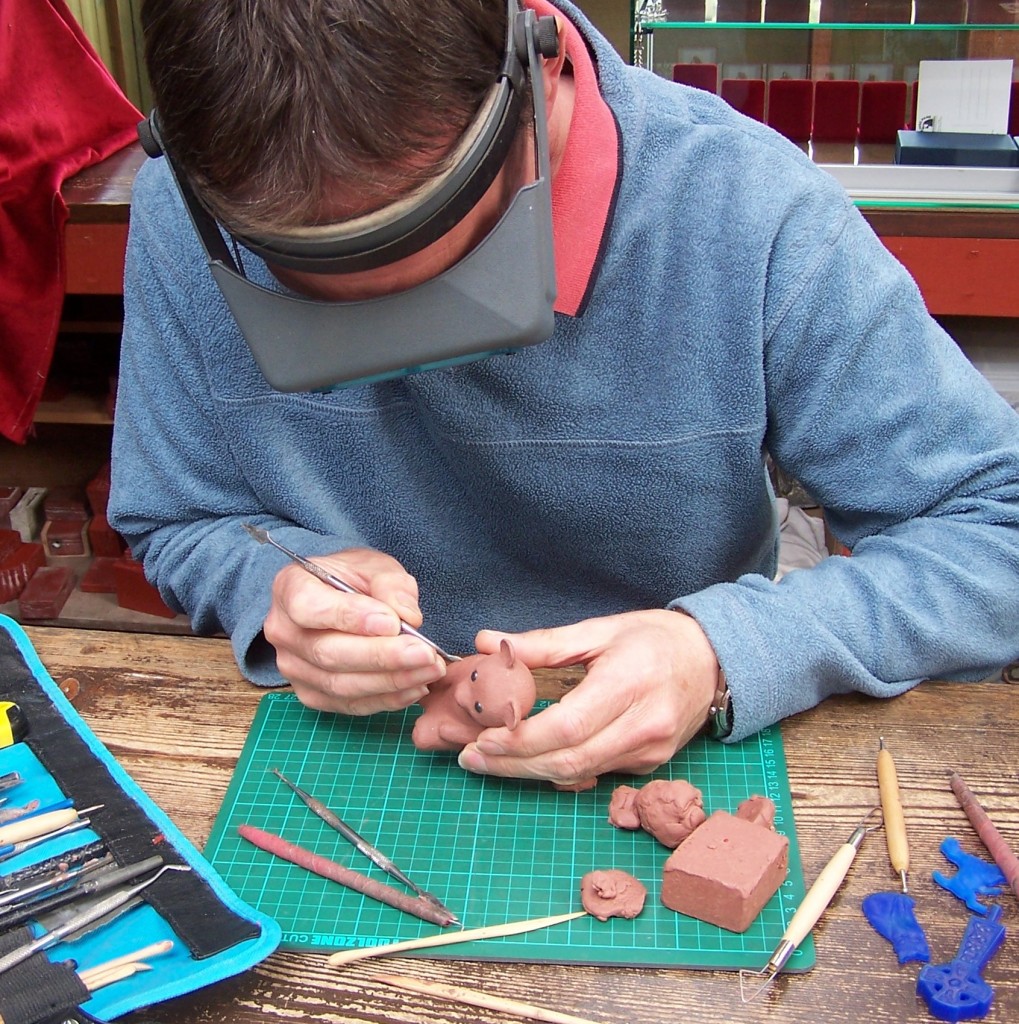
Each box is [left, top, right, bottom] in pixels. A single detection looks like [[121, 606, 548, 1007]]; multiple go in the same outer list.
[[138, 1, 560, 392]]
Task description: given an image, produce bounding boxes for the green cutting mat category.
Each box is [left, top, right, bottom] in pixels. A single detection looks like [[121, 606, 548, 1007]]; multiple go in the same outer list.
[[205, 692, 815, 971]]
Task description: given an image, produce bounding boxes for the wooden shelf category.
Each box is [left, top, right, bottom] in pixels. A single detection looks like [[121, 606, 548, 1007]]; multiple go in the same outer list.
[[3, 587, 193, 635], [33, 392, 113, 426]]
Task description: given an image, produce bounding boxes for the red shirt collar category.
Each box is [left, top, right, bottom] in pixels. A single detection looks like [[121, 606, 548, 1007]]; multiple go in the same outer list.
[[528, 0, 619, 317]]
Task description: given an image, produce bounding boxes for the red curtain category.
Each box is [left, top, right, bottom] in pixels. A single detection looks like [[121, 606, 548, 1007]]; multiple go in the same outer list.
[[0, 0, 140, 442]]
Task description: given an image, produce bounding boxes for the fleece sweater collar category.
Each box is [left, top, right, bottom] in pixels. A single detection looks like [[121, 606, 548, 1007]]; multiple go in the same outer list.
[[529, 0, 619, 317]]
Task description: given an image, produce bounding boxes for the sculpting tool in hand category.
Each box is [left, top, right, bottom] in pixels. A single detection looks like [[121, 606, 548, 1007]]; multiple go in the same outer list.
[[877, 738, 909, 893], [739, 808, 881, 1003], [241, 523, 460, 662], [271, 768, 460, 925]]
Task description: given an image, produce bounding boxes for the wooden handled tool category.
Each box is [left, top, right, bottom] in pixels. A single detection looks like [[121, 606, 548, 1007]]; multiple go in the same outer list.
[[739, 808, 880, 1003], [877, 738, 909, 892]]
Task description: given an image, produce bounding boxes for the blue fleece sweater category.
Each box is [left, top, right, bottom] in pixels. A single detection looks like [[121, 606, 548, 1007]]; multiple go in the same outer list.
[[108, 1, 1019, 741]]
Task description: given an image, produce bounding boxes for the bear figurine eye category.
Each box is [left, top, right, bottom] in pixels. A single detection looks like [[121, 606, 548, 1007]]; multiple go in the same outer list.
[[470, 670, 478, 682], [474, 702, 483, 714]]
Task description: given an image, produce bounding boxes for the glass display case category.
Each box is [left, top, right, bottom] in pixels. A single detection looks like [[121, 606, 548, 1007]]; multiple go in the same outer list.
[[630, 0, 1019, 163], [628, 2, 1019, 318]]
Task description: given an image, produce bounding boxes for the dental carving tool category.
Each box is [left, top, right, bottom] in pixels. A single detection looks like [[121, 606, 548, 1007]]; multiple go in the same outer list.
[[242, 523, 459, 662], [271, 767, 460, 925], [0, 864, 189, 976]]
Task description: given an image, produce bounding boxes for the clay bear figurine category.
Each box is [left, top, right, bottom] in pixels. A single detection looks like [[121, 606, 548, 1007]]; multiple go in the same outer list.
[[411, 639, 537, 752]]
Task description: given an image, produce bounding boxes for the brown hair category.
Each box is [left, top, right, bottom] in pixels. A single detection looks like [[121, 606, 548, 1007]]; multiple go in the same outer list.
[[142, 0, 513, 232]]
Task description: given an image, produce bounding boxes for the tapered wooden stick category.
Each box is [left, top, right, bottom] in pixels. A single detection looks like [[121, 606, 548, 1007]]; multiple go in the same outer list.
[[83, 962, 151, 992], [372, 973, 608, 1024], [949, 771, 1019, 903], [239, 824, 456, 927], [78, 939, 173, 988], [327, 910, 586, 967]]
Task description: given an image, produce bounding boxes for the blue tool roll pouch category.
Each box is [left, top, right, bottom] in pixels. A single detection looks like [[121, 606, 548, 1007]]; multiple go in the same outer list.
[[0, 615, 282, 1024]]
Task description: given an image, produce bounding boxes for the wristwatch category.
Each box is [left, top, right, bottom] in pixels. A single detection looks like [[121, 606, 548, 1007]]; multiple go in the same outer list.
[[705, 668, 734, 741]]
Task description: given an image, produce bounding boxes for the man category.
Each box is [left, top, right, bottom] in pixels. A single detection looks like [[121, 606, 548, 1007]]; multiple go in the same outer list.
[[109, 0, 1019, 789]]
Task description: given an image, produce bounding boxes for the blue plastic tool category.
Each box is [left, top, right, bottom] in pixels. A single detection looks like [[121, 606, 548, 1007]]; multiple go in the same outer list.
[[933, 837, 1006, 914], [917, 904, 1005, 1021], [861, 891, 930, 964]]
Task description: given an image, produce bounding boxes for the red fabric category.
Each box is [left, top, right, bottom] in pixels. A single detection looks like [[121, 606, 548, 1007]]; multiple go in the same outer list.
[[0, 0, 140, 443]]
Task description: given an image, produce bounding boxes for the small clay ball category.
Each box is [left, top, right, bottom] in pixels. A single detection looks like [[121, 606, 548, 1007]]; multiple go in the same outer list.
[[735, 794, 776, 830], [607, 785, 642, 830], [635, 779, 706, 848], [580, 869, 647, 921]]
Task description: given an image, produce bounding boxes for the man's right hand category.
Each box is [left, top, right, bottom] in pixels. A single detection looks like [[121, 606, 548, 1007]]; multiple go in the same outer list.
[[262, 547, 446, 715]]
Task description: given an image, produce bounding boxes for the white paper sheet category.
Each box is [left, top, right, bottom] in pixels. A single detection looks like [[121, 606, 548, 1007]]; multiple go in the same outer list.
[[915, 59, 1014, 135]]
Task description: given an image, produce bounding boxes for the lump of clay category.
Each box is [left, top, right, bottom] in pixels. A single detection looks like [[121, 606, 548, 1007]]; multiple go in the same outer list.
[[580, 869, 647, 921], [635, 779, 706, 848], [412, 639, 536, 752], [735, 795, 776, 830], [661, 810, 789, 933], [608, 785, 642, 830]]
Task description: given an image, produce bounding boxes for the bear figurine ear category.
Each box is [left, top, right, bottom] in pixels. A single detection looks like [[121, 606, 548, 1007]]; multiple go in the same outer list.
[[499, 638, 516, 668], [503, 702, 520, 731]]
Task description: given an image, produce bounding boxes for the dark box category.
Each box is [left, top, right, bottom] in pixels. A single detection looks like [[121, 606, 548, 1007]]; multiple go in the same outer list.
[[113, 554, 177, 618], [0, 542, 46, 603], [41, 519, 91, 559], [895, 131, 1019, 167], [79, 556, 120, 594], [0, 487, 22, 530], [722, 78, 766, 121], [43, 486, 89, 522], [87, 513, 126, 558], [19, 566, 75, 619]]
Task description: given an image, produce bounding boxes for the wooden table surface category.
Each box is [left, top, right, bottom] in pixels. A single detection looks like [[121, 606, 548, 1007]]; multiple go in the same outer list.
[[22, 625, 1019, 1024]]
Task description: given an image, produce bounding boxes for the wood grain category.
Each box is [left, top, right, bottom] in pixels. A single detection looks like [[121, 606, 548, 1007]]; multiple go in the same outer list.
[[22, 626, 1019, 1024]]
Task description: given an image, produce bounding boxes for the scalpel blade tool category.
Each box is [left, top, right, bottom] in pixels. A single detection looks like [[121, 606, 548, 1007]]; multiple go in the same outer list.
[[242, 523, 459, 662]]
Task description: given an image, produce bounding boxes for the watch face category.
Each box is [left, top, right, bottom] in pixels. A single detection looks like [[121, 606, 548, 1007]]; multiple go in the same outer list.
[[706, 686, 733, 740]]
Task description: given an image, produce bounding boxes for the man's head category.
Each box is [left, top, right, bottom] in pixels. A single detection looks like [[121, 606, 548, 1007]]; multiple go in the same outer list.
[[138, 0, 566, 390], [142, 0, 514, 235]]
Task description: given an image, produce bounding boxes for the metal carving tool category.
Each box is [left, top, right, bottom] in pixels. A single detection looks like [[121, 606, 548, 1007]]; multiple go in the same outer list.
[[0, 854, 164, 930], [739, 808, 881, 1003], [242, 523, 460, 662], [271, 767, 460, 925], [0, 864, 189, 976]]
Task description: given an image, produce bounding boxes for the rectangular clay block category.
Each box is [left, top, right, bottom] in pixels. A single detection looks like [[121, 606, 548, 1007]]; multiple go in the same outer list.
[[661, 811, 789, 933]]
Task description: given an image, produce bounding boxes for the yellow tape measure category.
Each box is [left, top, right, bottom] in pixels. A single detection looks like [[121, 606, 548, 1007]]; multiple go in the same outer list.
[[0, 702, 28, 748]]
